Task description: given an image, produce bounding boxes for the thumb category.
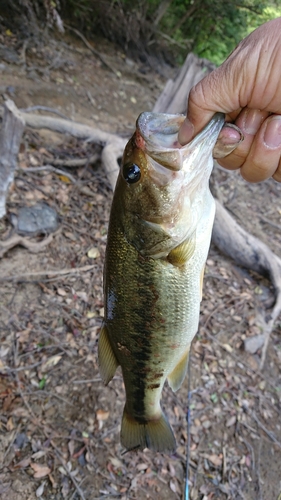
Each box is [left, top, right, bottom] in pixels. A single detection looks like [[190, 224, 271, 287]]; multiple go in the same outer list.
[[178, 70, 234, 145], [178, 51, 246, 145]]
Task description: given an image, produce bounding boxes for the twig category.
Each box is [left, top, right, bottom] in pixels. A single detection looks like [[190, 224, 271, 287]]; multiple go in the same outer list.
[[51, 442, 86, 500], [2, 361, 44, 372], [69, 478, 86, 500], [0, 264, 95, 281], [256, 440, 263, 500], [47, 153, 100, 168], [259, 214, 281, 232], [0, 230, 61, 259], [72, 377, 101, 384], [20, 105, 71, 121], [251, 411, 281, 448], [64, 24, 119, 77], [0, 423, 21, 468], [24, 390, 75, 407], [18, 164, 77, 183], [87, 90, 96, 107]]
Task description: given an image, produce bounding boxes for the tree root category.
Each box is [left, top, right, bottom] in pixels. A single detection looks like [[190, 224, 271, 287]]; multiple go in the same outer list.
[[0, 229, 61, 259]]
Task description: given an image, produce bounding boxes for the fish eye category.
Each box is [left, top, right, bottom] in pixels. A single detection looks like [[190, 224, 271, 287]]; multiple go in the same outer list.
[[123, 163, 141, 184]]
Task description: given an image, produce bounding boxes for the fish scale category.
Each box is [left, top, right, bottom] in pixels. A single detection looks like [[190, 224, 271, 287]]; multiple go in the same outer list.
[[98, 112, 225, 452]]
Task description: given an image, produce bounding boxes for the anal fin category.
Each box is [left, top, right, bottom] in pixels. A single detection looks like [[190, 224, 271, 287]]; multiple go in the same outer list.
[[98, 323, 119, 385], [167, 347, 190, 392]]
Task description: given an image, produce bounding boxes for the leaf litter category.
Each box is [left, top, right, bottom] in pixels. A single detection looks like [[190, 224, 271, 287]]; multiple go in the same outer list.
[[0, 29, 281, 500]]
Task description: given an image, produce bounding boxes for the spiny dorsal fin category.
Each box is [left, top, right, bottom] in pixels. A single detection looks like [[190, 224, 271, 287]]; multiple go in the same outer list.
[[167, 347, 190, 392], [98, 323, 119, 385], [167, 233, 196, 267]]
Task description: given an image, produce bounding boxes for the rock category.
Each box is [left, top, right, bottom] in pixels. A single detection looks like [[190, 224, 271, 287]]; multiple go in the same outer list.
[[244, 334, 265, 354], [0, 45, 21, 64], [11, 202, 59, 235]]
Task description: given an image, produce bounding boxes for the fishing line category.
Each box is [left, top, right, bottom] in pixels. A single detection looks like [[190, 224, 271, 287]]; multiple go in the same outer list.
[[184, 360, 191, 500]]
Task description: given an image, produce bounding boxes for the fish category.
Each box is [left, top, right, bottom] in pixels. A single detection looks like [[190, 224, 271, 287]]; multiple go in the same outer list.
[[98, 112, 232, 453]]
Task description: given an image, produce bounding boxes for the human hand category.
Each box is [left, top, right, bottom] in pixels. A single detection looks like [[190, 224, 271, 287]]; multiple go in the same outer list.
[[178, 18, 281, 182]]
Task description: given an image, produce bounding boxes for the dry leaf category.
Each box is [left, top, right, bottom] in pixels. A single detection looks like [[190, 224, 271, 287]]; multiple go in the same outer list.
[[206, 454, 222, 467], [30, 463, 51, 478], [96, 409, 109, 421], [11, 457, 31, 470], [64, 231, 76, 241], [6, 416, 14, 431], [76, 291, 88, 302], [223, 343, 233, 353], [86, 311, 96, 318], [36, 481, 45, 497], [226, 415, 236, 427], [169, 480, 178, 493], [41, 354, 62, 373], [109, 457, 123, 468], [58, 175, 71, 183], [68, 439, 75, 457], [57, 288, 67, 296], [87, 247, 100, 259], [32, 451, 46, 460], [136, 463, 148, 471]]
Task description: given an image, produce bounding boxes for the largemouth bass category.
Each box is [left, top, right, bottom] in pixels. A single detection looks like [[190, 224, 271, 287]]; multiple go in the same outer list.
[[99, 112, 233, 453]]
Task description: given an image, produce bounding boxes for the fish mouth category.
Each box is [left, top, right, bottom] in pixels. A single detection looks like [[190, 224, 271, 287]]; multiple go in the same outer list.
[[137, 112, 225, 172]]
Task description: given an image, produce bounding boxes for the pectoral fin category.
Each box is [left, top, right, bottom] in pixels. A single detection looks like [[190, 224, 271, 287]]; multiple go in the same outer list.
[[167, 347, 190, 392], [167, 233, 196, 267], [98, 323, 119, 385]]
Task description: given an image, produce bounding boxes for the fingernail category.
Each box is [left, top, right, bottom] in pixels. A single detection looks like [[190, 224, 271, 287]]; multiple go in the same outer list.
[[219, 124, 243, 145], [178, 118, 194, 145], [264, 116, 281, 148], [243, 109, 263, 134]]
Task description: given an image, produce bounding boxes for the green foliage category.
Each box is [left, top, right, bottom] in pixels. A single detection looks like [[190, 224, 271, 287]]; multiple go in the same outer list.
[[61, 0, 280, 65], [159, 0, 280, 65]]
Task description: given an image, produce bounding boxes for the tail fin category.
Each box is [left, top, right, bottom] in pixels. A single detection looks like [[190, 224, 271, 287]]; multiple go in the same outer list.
[[121, 408, 176, 453]]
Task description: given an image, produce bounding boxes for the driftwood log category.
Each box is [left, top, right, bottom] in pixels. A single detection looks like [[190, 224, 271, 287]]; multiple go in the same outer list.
[[0, 100, 25, 218], [0, 53, 280, 368]]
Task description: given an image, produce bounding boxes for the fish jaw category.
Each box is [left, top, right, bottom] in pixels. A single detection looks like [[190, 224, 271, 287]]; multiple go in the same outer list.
[[133, 112, 225, 252]]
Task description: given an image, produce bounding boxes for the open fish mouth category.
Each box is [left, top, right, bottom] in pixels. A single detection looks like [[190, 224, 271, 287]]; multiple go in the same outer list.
[[136, 112, 225, 171]]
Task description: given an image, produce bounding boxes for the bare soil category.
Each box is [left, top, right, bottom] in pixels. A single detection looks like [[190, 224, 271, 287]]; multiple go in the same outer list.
[[0, 30, 280, 500]]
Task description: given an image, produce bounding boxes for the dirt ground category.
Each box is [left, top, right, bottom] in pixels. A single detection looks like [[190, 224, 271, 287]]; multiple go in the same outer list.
[[0, 29, 281, 500]]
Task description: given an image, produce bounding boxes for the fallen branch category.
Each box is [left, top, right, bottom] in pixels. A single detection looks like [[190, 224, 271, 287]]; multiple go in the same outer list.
[[20, 105, 71, 121], [19, 165, 77, 183], [0, 100, 25, 218]]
